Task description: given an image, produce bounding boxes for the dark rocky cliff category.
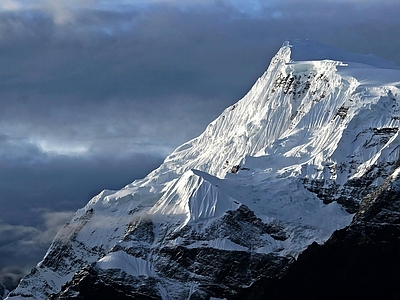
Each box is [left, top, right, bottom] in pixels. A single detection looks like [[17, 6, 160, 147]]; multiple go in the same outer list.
[[232, 166, 400, 300]]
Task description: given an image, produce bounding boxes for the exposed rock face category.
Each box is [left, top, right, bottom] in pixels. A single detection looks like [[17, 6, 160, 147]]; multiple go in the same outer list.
[[52, 251, 288, 300], [232, 163, 400, 300], [304, 126, 400, 214], [49, 204, 291, 300], [49, 266, 161, 300], [7, 40, 400, 300]]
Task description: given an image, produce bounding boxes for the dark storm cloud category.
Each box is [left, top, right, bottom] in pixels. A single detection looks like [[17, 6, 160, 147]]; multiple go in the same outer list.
[[0, 140, 163, 290], [0, 6, 268, 101], [0, 211, 75, 290], [1, 2, 400, 105], [2, 0, 399, 152], [259, 0, 400, 65], [0, 143, 164, 226], [2, 2, 400, 109], [1, 0, 400, 292]]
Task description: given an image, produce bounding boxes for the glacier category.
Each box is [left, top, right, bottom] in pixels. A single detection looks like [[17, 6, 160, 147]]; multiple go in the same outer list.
[[6, 39, 400, 299]]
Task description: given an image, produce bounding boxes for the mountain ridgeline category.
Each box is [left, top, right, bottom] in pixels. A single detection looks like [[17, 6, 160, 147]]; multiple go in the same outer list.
[[6, 40, 400, 300]]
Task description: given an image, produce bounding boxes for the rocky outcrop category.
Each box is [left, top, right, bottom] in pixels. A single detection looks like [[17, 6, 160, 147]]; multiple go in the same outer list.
[[49, 266, 161, 300], [232, 166, 400, 300], [50, 204, 291, 299]]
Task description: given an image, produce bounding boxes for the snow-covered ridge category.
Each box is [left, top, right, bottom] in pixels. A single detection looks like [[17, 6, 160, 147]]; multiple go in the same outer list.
[[285, 39, 400, 70], [149, 169, 241, 227], [7, 40, 400, 300]]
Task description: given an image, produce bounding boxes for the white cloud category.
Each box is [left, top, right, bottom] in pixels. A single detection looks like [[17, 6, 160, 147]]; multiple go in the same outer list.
[[34, 139, 90, 157], [0, 211, 73, 289], [0, 0, 24, 12], [36, 0, 96, 24], [40, 211, 75, 242], [0, 0, 95, 24], [0, 210, 74, 250]]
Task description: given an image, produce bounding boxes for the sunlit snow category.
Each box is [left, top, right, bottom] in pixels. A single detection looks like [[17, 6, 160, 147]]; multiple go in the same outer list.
[[7, 39, 400, 300]]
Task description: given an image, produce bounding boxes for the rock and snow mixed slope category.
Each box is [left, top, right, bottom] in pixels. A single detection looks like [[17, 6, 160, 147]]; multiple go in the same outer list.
[[7, 40, 400, 299]]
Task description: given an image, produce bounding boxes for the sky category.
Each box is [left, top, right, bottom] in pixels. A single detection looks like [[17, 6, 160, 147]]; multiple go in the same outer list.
[[1, 0, 400, 291]]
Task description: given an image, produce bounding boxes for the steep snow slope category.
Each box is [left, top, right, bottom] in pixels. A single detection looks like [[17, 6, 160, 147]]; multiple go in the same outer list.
[[7, 40, 400, 300]]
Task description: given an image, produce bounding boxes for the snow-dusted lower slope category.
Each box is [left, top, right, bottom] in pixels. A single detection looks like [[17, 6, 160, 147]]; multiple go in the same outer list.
[[7, 40, 400, 300]]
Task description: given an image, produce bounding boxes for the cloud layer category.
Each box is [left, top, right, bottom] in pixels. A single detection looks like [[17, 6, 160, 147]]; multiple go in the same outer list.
[[1, 0, 400, 291]]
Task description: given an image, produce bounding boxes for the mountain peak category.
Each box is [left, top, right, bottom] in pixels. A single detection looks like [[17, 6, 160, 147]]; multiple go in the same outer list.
[[283, 39, 400, 70], [7, 41, 400, 300]]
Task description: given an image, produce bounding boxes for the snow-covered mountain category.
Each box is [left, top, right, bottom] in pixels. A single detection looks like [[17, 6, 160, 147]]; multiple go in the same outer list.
[[7, 40, 400, 300]]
